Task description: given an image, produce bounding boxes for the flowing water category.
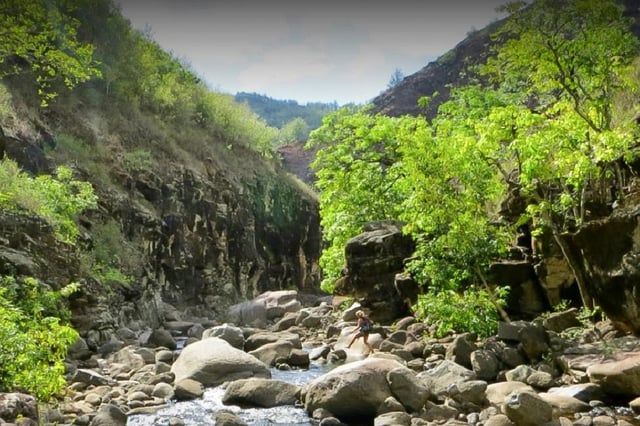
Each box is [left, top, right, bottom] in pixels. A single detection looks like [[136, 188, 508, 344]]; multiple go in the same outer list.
[[127, 363, 328, 426]]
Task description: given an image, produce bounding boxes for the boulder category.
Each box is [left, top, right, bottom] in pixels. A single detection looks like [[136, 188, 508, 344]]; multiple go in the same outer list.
[[170, 338, 270, 387], [546, 383, 606, 403], [303, 357, 406, 423], [88, 404, 127, 426], [0, 393, 38, 424], [538, 392, 590, 417], [222, 378, 300, 407], [341, 221, 416, 323], [386, 366, 430, 412], [540, 308, 582, 333], [145, 329, 177, 350], [485, 382, 535, 406], [374, 411, 411, 426], [445, 333, 477, 369], [202, 323, 245, 349], [587, 353, 640, 397], [244, 331, 301, 352], [471, 349, 500, 381], [174, 379, 204, 401], [502, 391, 553, 426], [227, 290, 300, 327], [417, 360, 476, 400], [248, 340, 294, 366]]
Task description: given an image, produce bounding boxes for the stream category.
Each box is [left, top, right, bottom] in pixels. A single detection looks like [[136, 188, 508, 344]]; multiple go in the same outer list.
[[126, 362, 328, 426]]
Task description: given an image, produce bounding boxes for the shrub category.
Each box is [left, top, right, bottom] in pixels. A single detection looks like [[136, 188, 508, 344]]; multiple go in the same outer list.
[[0, 276, 79, 401], [413, 285, 508, 338], [0, 158, 97, 243]]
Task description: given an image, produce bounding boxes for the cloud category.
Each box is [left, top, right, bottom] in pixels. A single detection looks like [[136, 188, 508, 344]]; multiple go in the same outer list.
[[236, 44, 335, 90], [116, 0, 510, 104]]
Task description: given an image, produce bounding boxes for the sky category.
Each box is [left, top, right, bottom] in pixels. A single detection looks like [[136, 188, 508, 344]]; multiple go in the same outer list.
[[116, 0, 510, 105]]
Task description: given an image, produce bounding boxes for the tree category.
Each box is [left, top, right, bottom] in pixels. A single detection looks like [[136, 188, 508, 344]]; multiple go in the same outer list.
[[278, 117, 311, 145], [482, 0, 640, 307], [0, 0, 101, 105], [307, 107, 407, 290], [387, 68, 404, 89]]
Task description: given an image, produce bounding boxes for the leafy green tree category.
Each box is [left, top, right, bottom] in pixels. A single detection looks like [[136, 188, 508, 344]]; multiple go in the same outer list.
[[278, 117, 311, 145], [481, 0, 640, 306], [307, 107, 408, 290], [0, 0, 101, 105]]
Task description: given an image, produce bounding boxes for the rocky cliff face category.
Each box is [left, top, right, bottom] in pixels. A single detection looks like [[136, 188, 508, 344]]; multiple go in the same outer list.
[[0, 128, 322, 346]]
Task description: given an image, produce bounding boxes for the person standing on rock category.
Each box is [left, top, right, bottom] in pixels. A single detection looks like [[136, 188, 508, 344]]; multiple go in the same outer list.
[[347, 310, 374, 354]]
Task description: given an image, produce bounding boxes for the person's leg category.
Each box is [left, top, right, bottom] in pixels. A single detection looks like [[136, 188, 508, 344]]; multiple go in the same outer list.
[[363, 333, 373, 353], [347, 332, 361, 348]]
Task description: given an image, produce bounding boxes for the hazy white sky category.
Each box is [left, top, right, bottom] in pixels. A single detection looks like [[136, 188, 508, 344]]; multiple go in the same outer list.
[[116, 1, 509, 105]]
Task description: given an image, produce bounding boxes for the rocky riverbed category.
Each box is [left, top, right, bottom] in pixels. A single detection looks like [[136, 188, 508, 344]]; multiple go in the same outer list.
[[2, 290, 640, 426]]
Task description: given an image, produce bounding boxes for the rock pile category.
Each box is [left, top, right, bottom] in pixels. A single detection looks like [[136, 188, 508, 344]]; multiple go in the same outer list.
[[1, 291, 640, 426]]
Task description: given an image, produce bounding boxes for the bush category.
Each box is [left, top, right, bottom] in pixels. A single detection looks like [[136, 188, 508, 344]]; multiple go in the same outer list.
[[0, 158, 97, 243], [413, 285, 507, 338], [0, 276, 79, 401]]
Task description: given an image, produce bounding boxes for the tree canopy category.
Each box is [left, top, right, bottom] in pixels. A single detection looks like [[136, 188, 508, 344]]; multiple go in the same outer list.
[[0, 0, 101, 105], [308, 0, 640, 335]]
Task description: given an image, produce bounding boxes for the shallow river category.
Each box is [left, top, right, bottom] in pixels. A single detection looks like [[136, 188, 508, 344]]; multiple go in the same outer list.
[[127, 363, 328, 426]]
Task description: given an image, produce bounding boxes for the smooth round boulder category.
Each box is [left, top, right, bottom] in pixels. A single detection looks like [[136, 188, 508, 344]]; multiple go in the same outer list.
[[170, 337, 270, 387], [222, 378, 300, 407], [303, 357, 406, 423]]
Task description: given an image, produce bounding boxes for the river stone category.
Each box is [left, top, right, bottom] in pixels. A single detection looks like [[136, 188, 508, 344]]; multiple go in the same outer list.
[[502, 390, 553, 426], [248, 340, 294, 366], [445, 333, 477, 369], [202, 323, 244, 349], [214, 411, 248, 426], [416, 360, 476, 399], [377, 396, 405, 414], [547, 383, 606, 402], [485, 382, 535, 406], [373, 411, 411, 426], [244, 331, 301, 352], [586, 353, 640, 397], [303, 357, 406, 423], [88, 404, 126, 426], [146, 328, 177, 350], [538, 392, 590, 417], [174, 379, 204, 401], [0, 392, 38, 424], [484, 414, 515, 426], [171, 337, 270, 386], [222, 378, 300, 407], [386, 366, 430, 412], [471, 349, 500, 381]]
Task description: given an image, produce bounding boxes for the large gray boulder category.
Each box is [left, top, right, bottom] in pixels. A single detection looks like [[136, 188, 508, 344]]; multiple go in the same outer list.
[[386, 366, 430, 412], [502, 390, 553, 426], [222, 378, 300, 407], [302, 358, 406, 423], [227, 290, 301, 327], [417, 360, 476, 400], [170, 338, 270, 386], [587, 353, 640, 397]]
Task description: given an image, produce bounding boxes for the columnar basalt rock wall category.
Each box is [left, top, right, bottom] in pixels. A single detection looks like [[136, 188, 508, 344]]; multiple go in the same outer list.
[[0, 133, 322, 342]]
